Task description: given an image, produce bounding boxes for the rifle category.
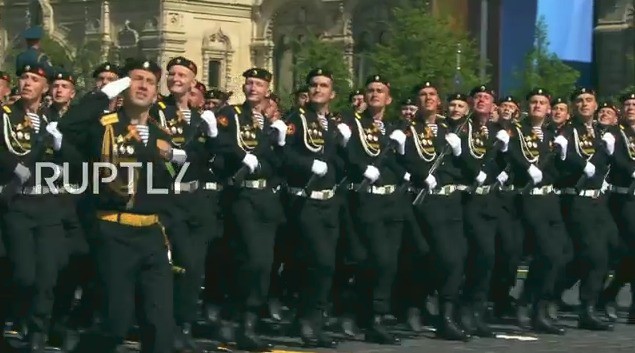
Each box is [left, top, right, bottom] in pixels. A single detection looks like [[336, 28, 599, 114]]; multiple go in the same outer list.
[[469, 139, 504, 190], [303, 126, 343, 195], [354, 120, 413, 193], [0, 129, 54, 205], [412, 115, 470, 206], [520, 144, 562, 195], [231, 126, 278, 185]]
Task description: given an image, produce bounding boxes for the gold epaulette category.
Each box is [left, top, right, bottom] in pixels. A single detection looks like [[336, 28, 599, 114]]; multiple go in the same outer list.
[[2, 105, 10, 114], [355, 112, 362, 120], [620, 124, 625, 131], [157, 101, 166, 110], [233, 105, 242, 114], [515, 122, 522, 129], [100, 113, 119, 126], [440, 122, 447, 128], [299, 107, 305, 114]]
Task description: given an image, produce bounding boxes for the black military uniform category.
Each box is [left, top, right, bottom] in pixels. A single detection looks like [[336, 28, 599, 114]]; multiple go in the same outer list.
[[214, 68, 284, 351], [344, 74, 406, 345], [281, 68, 343, 347], [600, 91, 635, 324], [59, 59, 176, 353], [489, 96, 524, 318], [0, 62, 73, 351], [454, 85, 504, 338], [399, 92, 469, 341], [558, 88, 614, 331], [505, 88, 568, 334], [151, 56, 216, 351]]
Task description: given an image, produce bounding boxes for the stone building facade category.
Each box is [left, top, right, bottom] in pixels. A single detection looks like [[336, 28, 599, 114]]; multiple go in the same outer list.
[[594, 0, 635, 96], [0, 0, 485, 99]]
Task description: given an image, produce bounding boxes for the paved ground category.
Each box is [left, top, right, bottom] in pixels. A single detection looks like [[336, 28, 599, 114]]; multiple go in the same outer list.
[[7, 282, 634, 352]]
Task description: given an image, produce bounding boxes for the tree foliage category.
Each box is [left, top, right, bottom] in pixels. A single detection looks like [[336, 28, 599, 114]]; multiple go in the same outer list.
[[512, 17, 580, 100], [291, 35, 353, 113], [369, 3, 484, 107]]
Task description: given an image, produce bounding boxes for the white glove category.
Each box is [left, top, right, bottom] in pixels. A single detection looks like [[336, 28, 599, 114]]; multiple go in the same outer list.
[[496, 130, 510, 152], [601, 180, 610, 193], [527, 164, 543, 184], [311, 160, 328, 177], [424, 174, 437, 190], [445, 133, 461, 156], [602, 132, 615, 156], [632, 170, 635, 179], [200, 110, 218, 138], [171, 148, 187, 165], [583, 162, 596, 178], [475, 171, 487, 186], [337, 123, 351, 147], [241, 153, 259, 173], [363, 165, 380, 183], [554, 135, 568, 160], [45, 121, 63, 151], [403, 172, 411, 182], [271, 119, 287, 147], [496, 171, 509, 185], [101, 77, 131, 99], [14, 163, 31, 184], [389, 130, 407, 155]]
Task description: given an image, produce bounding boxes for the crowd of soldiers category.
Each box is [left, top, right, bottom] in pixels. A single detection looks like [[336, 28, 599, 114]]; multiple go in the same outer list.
[[1, 25, 635, 353]]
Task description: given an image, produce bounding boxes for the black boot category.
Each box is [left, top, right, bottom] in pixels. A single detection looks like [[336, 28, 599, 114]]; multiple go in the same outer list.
[[472, 302, 495, 338], [628, 307, 635, 325], [62, 328, 81, 353], [174, 323, 199, 353], [205, 303, 222, 325], [235, 312, 272, 352], [268, 299, 283, 322], [458, 304, 475, 334], [437, 301, 470, 342], [406, 307, 423, 333], [298, 316, 337, 348], [339, 315, 358, 338], [365, 315, 400, 345], [516, 304, 532, 330], [29, 331, 46, 353], [533, 301, 565, 335], [578, 304, 613, 331]]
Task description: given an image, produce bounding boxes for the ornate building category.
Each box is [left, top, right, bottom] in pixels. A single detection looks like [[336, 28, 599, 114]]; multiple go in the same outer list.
[[0, 0, 484, 98], [594, 0, 635, 95]]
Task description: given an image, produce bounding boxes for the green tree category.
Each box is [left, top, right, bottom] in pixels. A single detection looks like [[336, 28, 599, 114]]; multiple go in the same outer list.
[[513, 17, 580, 100], [291, 35, 352, 113], [369, 3, 484, 110]]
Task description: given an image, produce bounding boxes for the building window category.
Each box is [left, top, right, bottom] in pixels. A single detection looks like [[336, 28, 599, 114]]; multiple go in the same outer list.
[[208, 60, 221, 88]]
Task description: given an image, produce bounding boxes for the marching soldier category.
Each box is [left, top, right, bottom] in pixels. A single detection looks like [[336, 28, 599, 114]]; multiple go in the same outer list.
[[398, 85, 470, 341], [558, 87, 615, 331], [0, 60, 69, 352], [92, 62, 121, 90], [204, 88, 231, 112], [293, 85, 310, 109], [48, 68, 77, 121], [349, 89, 366, 114], [550, 97, 571, 130], [0, 71, 11, 104], [189, 81, 207, 111], [15, 26, 51, 74], [458, 85, 505, 338], [600, 91, 635, 324], [490, 95, 524, 318], [152, 56, 217, 352], [399, 97, 417, 121], [597, 101, 619, 127], [505, 88, 568, 334], [343, 74, 409, 345], [60, 59, 182, 353], [282, 68, 349, 347], [214, 68, 286, 351]]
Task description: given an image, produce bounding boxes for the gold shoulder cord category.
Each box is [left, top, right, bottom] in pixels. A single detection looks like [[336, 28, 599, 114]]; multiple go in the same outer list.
[[234, 106, 255, 152], [354, 118, 380, 157], [3, 112, 31, 156], [619, 128, 635, 160], [516, 125, 539, 163], [573, 128, 593, 161], [299, 110, 324, 153], [410, 125, 435, 162]]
